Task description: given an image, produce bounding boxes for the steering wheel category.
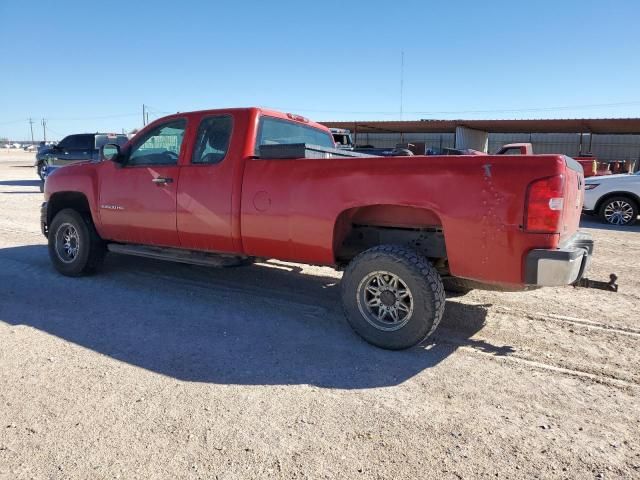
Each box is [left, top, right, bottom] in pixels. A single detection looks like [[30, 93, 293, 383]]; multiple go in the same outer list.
[[165, 150, 179, 161]]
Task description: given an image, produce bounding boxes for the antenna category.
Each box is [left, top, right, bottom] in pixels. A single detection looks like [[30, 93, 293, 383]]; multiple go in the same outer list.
[[400, 50, 405, 120]]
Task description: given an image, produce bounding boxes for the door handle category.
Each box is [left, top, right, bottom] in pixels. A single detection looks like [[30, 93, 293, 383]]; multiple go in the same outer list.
[[152, 177, 174, 185]]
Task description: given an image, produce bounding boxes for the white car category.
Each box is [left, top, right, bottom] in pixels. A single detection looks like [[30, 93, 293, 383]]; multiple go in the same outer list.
[[584, 172, 640, 226]]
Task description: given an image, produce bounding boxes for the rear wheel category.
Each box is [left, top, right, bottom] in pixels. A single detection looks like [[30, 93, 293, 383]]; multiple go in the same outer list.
[[48, 209, 106, 276], [341, 245, 445, 350], [599, 196, 638, 226]]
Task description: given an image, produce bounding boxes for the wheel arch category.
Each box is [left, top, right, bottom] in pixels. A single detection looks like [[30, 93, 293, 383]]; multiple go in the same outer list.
[[594, 191, 640, 212], [332, 204, 446, 265], [47, 191, 92, 226]]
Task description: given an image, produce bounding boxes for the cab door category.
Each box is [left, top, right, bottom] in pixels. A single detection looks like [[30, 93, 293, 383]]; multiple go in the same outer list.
[[176, 114, 236, 252], [98, 118, 187, 246]]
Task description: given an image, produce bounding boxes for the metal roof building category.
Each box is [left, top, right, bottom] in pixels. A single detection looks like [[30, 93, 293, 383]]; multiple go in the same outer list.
[[321, 118, 640, 162]]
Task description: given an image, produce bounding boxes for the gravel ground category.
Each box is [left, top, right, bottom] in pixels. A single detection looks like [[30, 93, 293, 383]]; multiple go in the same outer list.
[[1, 151, 639, 479]]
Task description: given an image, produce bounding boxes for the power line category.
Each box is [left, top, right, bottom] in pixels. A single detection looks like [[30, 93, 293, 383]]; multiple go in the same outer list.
[[0, 118, 29, 125], [48, 112, 140, 121], [262, 100, 640, 117]]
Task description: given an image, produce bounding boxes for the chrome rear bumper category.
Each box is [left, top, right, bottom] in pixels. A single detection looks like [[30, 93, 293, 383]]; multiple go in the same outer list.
[[525, 232, 593, 287]]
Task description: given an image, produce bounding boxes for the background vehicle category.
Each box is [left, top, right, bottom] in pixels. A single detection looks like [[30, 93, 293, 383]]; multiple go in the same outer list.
[[584, 172, 640, 226], [496, 143, 534, 155], [330, 128, 354, 150], [42, 107, 598, 350], [35, 133, 128, 179], [331, 128, 415, 156]]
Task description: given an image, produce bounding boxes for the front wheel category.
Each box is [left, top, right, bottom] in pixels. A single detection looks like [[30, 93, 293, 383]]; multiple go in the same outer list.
[[48, 209, 106, 276], [599, 196, 638, 226], [36, 162, 45, 180], [341, 245, 445, 350]]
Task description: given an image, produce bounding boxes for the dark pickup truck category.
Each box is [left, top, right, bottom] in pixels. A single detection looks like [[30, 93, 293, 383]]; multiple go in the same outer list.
[[36, 133, 128, 179]]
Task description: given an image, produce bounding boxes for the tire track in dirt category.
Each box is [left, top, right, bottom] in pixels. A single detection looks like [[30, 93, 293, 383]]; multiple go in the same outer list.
[[435, 302, 640, 386], [494, 306, 640, 337], [437, 335, 639, 390]]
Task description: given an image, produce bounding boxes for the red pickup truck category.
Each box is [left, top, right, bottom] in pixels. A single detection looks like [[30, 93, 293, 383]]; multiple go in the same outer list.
[[42, 107, 595, 349]]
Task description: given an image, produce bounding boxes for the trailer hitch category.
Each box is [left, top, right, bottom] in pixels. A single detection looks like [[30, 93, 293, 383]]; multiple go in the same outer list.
[[574, 274, 618, 292]]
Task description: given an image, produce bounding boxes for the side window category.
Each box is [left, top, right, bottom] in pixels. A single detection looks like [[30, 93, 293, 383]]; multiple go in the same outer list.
[[80, 134, 95, 150], [57, 136, 72, 150], [128, 119, 186, 166], [59, 135, 88, 150], [254, 117, 335, 156], [191, 115, 232, 165]]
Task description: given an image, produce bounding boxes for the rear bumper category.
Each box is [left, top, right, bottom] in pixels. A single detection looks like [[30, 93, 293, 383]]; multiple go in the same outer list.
[[525, 231, 593, 287]]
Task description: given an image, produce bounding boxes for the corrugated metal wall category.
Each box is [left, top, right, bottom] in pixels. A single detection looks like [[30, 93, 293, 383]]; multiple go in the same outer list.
[[455, 126, 489, 151], [354, 132, 455, 150], [354, 132, 640, 162], [589, 134, 640, 162]]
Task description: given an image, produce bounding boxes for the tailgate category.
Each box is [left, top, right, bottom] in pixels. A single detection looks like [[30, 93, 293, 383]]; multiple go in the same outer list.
[[561, 156, 585, 243]]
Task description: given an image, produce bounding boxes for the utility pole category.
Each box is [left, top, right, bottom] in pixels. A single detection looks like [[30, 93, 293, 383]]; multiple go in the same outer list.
[[29, 118, 35, 144], [400, 50, 405, 120], [41, 119, 47, 142], [142, 104, 146, 126]]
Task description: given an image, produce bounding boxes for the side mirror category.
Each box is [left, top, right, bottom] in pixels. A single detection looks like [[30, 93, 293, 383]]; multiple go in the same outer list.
[[101, 143, 123, 163]]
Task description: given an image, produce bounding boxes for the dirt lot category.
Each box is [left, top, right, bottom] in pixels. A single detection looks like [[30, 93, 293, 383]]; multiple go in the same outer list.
[[0, 150, 639, 479]]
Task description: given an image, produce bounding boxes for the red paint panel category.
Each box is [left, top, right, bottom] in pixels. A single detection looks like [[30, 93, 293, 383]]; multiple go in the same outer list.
[[98, 161, 180, 246], [241, 154, 575, 284]]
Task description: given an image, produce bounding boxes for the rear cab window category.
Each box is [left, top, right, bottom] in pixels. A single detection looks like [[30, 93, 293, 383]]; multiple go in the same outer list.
[[500, 148, 523, 155], [254, 116, 334, 156]]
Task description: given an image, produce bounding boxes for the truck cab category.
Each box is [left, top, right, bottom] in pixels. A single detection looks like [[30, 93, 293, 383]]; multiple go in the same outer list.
[[36, 133, 128, 180], [496, 143, 534, 155]]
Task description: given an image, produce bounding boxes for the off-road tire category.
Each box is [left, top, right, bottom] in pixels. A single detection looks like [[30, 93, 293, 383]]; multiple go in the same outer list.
[[442, 277, 474, 295], [48, 209, 106, 276], [598, 196, 638, 226], [341, 245, 445, 350]]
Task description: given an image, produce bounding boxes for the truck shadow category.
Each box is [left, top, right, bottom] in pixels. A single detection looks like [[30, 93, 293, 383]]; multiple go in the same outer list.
[[0, 179, 41, 187], [0, 244, 508, 389]]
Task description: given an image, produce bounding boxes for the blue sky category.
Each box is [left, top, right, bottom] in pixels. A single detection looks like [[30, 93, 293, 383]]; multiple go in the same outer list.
[[1, 0, 639, 140]]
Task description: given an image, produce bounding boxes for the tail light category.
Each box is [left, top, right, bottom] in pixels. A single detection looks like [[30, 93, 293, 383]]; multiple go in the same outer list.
[[524, 174, 564, 233]]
